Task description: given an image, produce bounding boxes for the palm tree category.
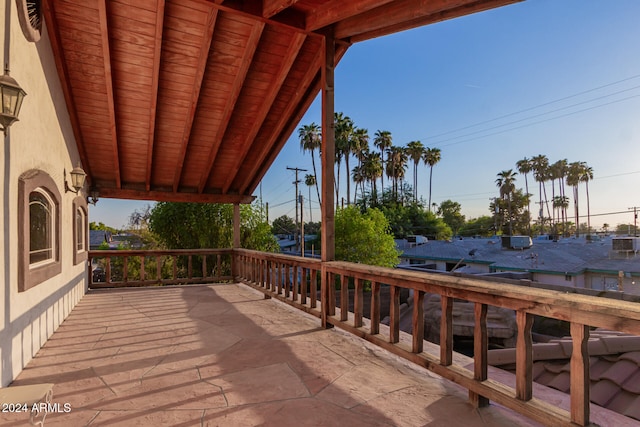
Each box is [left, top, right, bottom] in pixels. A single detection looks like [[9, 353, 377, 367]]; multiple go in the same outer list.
[[386, 146, 407, 202], [352, 127, 370, 202], [516, 157, 533, 235], [531, 154, 550, 233], [496, 169, 517, 235], [298, 123, 322, 209], [362, 151, 382, 205], [304, 174, 316, 223], [334, 112, 354, 207], [566, 161, 582, 237], [351, 165, 365, 203], [580, 163, 594, 236], [405, 140, 425, 202], [422, 147, 441, 211], [373, 130, 392, 201]]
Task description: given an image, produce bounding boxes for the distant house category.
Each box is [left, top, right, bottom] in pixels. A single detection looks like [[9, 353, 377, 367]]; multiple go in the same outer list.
[[89, 230, 112, 250], [400, 236, 640, 296]]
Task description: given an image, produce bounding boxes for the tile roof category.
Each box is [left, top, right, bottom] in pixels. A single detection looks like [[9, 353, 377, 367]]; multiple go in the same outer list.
[[401, 236, 640, 275], [489, 330, 640, 422]]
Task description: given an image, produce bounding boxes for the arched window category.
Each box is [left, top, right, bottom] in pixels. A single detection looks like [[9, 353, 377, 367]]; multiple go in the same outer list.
[[73, 197, 88, 265], [29, 190, 54, 264], [19, 170, 61, 291]]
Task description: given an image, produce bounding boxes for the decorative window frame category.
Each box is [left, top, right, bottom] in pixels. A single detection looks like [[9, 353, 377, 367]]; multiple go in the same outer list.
[[18, 169, 61, 292], [16, 0, 43, 42], [72, 196, 88, 265]]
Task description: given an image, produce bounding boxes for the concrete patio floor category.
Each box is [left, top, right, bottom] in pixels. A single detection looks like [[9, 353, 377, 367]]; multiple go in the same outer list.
[[1, 283, 541, 427]]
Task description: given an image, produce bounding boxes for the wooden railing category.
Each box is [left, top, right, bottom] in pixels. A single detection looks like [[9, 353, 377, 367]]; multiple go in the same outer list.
[[88, 249, 233, 288], [234, 249, 640, 427]]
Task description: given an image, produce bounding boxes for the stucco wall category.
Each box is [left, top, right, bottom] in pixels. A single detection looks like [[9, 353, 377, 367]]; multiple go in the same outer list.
[[0, 3, 87, 386]]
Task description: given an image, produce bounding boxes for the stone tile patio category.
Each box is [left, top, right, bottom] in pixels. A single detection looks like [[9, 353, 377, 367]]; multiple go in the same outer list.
[[0, 284, 540, 426]]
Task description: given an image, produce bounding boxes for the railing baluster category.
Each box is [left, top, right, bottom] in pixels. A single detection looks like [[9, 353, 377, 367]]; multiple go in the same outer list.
[[370, 281, 380, 335], [340, 275, 348, 321], [440, 296, 453, 366], [470, 302, 489, 408], [570, 322, 590, 426], [516, 310, 533, 401], [284, 264, 290, 298], [354, 277, 363, 328], [106, 257, 111, 285], [390, 285, 400, 343], [277, 263, 283, 295], [412, 290, 425, 353], [328, 272, 336, 316], [310, 269, 317, 308], [292, 265, 298, 301], [123, 256, 128, 283], [301, 267, 308, 304]]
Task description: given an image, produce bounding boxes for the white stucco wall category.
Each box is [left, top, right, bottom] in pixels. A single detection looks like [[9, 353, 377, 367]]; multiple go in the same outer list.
[[0, 3, 87, 386]]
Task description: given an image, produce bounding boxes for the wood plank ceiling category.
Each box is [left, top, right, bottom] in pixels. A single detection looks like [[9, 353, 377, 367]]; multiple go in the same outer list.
[[43, 0, 520, 204]]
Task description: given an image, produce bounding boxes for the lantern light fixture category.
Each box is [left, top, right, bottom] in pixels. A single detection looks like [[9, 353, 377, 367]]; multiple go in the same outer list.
[[64, 165, 87, 194], [0, 69, 26, 133]]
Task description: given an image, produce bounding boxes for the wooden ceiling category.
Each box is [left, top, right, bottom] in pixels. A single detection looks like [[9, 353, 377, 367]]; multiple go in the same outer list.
[[43, 0, 520, 204]]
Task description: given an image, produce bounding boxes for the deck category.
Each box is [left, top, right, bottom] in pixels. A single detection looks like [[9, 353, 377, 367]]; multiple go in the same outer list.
[[1, 283, 537, 427]]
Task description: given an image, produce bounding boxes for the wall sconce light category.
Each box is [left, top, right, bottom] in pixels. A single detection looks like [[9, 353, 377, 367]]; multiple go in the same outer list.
[[88, 189, 99, 205], [0, 70, 27, 134], [64, 165, 86, 194]]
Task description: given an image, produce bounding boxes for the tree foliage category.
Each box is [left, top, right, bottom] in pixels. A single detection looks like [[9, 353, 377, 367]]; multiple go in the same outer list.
[[272, 215, 296, 235], [378, 202, 451, 240], [148, 202, 278, 252], [437, 200, 465, 236], [335, 206, 399, 268]]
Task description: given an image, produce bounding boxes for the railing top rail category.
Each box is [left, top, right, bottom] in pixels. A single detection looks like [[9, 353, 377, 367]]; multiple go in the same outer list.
[[234, 248, 322, 266], [324, 260, 640, 334], [89, 248, 233, 257]]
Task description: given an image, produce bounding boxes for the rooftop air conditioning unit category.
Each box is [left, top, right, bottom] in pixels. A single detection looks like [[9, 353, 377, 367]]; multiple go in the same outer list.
[[612, 237, 640, 252], [501, 235, 533, 250]]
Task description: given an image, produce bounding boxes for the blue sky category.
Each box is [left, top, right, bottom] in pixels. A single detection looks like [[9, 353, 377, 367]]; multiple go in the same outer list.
[[91, 0, 640, 230]]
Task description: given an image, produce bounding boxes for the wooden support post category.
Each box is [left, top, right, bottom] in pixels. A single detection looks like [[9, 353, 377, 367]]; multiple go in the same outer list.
[[440, 296, 453, 366], [412, 290, 425, 353], [571, 322, 590, 426], [320, 28, 335, 329], [470, 303, 489, 408], [516, 311, 534, 401]]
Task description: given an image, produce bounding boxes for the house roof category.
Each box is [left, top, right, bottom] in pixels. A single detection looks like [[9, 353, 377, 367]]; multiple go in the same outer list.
[[42, 0, 520, 204], [489, 330, 640, 423], [401, 236, 640, 276]]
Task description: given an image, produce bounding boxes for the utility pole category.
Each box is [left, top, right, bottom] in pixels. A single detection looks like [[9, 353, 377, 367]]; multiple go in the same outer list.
[[629, 207, 639, 236], [287, 166, 307, 252], [299, 193, 304, 257]]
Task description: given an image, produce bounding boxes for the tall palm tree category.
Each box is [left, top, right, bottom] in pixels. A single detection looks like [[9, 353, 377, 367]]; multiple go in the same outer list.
[[496, 169, 517, 235], [580, 163, 594, 236], [352, 127, 370, 202], [516, 157, 533, 235], [362, 151, 382, 205], [386, 146, 407, 202], [304, 174, 316, 223], [422, 147, 441, 211], [334, 112, 354, 207], [405, 140, 425, 202], [298, 123, 322, 209], [373, 130, 392, 201], [566, 161, 582, 237], [531, 154, 550, 233], [351, 165, 365, 204]]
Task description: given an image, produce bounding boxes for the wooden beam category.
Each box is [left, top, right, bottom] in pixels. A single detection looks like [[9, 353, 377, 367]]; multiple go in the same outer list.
[[98, 0, 122, 188], [239, 39, 349, 195], [173, 8, 219, 192], [97, 187, 254, 204], [222, 31, 307, 194], [515, 310, 533, 401], [198, 21, 265, 193], [321, 29, 335, 263], [262, 0, 300, 18], [306, 0, 393, 31], [334, 0, 522, 43], [470, 302, 489, 407], [42, 1, 93, 183], [233, 203, 241, 248], [146, 0, 166, 191]]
